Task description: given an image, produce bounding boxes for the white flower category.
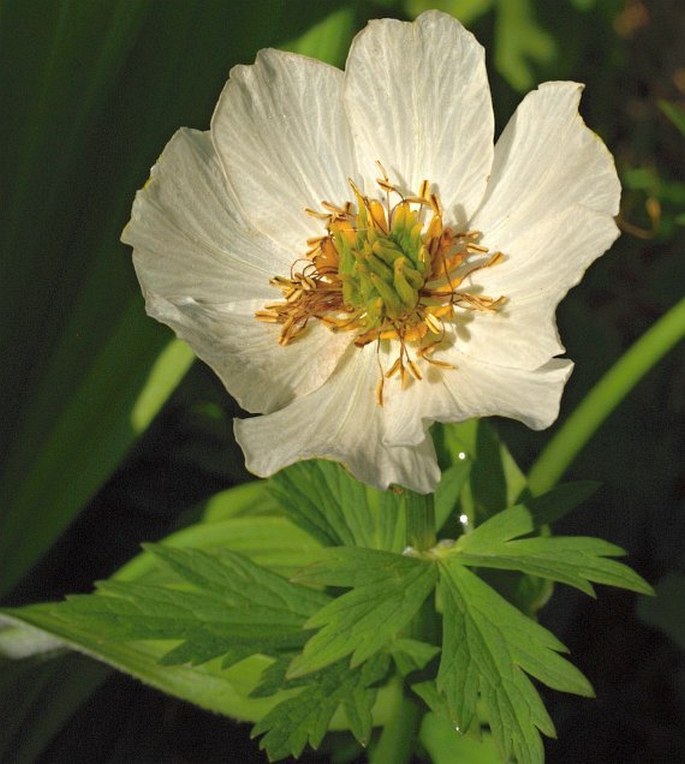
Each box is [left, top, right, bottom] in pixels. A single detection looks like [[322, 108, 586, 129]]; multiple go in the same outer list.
[[122, 11, 620, 494]]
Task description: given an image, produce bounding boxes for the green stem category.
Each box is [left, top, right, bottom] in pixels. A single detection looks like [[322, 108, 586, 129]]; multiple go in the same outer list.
[[528, 297, 685, 495], [369, 675, 422, 764], [403, 490, 436, 551]]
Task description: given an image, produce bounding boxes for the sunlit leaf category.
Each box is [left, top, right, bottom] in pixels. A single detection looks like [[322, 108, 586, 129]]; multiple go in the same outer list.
[[289, 548, 438, 677], [449, 502, 654, 596], [437, 561, 593, 764], [252, 654, 390, 760], [270, 460, 406, 551]]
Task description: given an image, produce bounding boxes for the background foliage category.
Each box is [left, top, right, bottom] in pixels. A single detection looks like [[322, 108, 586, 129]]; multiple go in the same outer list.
[[1, 0, 683, 761]]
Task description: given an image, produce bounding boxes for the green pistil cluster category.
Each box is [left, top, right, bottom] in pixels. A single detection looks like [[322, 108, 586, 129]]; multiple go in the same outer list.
[[334, 201, 429, 329]]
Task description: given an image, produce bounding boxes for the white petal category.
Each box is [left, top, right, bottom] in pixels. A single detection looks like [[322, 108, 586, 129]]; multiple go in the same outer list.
[[472, 81, 621, 242], [383, 349, 573, 447], [453, 206, 620, 369], [344, 10, 494, 225], [123, 129, 351, 413], [140, 294, 353, 414], [211, 49, 356, 254], [235, 347, 441, 493], [124, 129, 292, 301]]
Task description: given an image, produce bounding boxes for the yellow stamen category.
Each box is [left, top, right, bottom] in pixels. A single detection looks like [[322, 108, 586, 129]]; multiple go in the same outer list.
[[256, 173, 506, 404]]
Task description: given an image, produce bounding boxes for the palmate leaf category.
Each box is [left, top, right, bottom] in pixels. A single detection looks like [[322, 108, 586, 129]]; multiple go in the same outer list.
[[252, 654, 390, 761], [437, 560, 593, 764], [43, 545, 329, 669], [449, 499, 654, 597], [289, 548, 438, 677], [437, 420, 527, 524], [270, 460, 406, 551]]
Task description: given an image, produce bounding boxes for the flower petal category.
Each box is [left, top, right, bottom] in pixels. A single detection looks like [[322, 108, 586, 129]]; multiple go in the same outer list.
[[124, 129, 291, 299], [211, 49, 356, 254], [454, 206, 620, 369], [140, 294, 352, 414], [383, 349, 573, 447], [123, 128, 351, 413], [235, 347, 441, 493], [344, 10, 494, 224], [471, 81, 621, 242]]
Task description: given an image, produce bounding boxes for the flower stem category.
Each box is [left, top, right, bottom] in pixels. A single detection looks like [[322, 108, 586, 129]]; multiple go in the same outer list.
[[403, 490, 437, 551], [528, 297, 685, 495], [369, 675, 421, 764]]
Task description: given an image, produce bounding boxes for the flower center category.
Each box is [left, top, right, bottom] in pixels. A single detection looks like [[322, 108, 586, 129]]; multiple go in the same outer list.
[[256, 167, 506, 403]]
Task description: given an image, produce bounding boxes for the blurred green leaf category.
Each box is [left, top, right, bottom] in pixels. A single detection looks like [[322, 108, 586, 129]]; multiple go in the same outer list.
[[0, 0, 351, 597], [637, 573, 685, 650], [405, 0, 494, 25], [438, 420, 527, 524], [494, 0, 556, 91], [659, 100, 685, 138], [419, 712, 501, 764], [283, 6, 356, 65], [0, 651, 110, 764], [201, 480, 283, 522]]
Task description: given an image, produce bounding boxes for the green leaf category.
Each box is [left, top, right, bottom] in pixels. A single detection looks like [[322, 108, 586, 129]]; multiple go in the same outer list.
[[637, 573, 685, 650], [420, 712, 502, 764], [435, 460, 471, 531], [437, 420, 527, 525], [521, 481, 601, 526], [252, 654, 390, 760], [0, 651, 110, 764], [270, 460, 405, 551], [129, 338, 195, 431], [405, 0, 494, 26], [450, 503, 654, 596], [389, 638, 441, 677], [494, 0, 556, 91], [0, 0, 350, 597], [201, 480, 283, 522], [12, 546, 329, 670], [289, 548, 438, 677], [282, 6, 355, 66], [659, 100, 685, 138], [437, 561, 593, 764], [115, 516, 323, 581], [0, 611, 299, 724]]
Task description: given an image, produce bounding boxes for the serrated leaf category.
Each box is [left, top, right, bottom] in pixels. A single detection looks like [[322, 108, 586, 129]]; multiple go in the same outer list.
[[0, 611, 301, 725], [289, 548, 438, 677], [451, 503, 654, 596], [270, 460, 405, 551], [389, 638, 441, 676], [58, 582, 306, 667], [438, 561, 593, 764], [252, 654, 390, 760], [34, 546, 329, 669], [146, 545, 328, 617], [115, 515, 323, 582]]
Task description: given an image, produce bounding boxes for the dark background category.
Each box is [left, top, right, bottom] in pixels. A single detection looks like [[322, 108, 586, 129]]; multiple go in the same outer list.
[[1, 1, 683, 761]]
